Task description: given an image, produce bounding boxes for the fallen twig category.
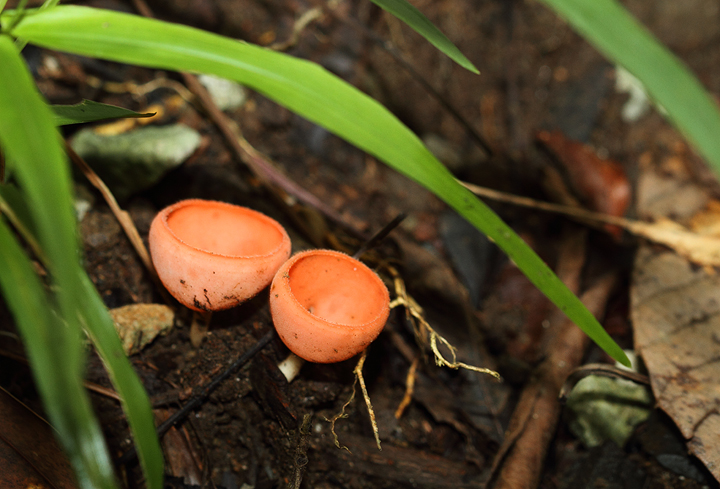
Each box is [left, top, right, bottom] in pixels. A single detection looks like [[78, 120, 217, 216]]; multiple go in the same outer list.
[[118, 329, 274, 466], [486, 229, 618, 489], [269, 7, 324, 51], [462, 179, 720, 267], [558, 363, 649, 403], [65, 143, 173, 305]]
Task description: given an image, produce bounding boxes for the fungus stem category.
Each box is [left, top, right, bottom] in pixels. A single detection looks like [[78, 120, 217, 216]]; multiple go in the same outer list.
[[190, 310, 212, 348], [278, 352, 306, 382]]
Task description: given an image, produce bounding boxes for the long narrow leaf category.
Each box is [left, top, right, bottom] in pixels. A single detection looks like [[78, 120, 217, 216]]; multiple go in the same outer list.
[[10, 6, 629, 365], [538, 0, 720, 177], [0, 221, 98, 488], [79, 273, 165, 488], [52, 99, 154, 125], [0, 34, 163, 489], [369, 0, 478, 73], [0, 222, 97, 488], [0, 34, 117, 489]]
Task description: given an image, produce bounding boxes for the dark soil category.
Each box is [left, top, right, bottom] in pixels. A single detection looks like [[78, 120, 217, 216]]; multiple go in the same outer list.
[[3, 0, 720, 488]]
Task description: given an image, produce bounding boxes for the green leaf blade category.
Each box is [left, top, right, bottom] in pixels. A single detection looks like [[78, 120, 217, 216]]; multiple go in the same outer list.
[[79, 275, 165, 489], [52, 99, 155, 125], [0, 33, 163, 489], [11, 6, 628, 366], [0, 219, 94, 489], [538, 0, 720, 181], [0, 34, 117, 489], [369, 0, 479, 73]]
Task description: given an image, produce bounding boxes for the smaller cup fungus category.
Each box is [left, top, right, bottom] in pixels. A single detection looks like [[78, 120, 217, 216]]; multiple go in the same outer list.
[[270, 249, 390, 379], [149, 199, 291, 312]]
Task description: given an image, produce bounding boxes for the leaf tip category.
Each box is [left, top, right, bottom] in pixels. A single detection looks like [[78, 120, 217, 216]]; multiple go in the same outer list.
[[613, 349, 632, 368]]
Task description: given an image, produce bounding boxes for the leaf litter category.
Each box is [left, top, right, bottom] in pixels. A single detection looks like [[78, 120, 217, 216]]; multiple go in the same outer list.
[[631, 163, 720, 480]]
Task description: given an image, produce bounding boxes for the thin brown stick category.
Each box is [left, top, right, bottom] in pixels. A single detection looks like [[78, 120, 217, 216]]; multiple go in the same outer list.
[[184, 73, 353, 228], [487, 232, 619, 489], [394, 356, 419, 419], [65, 143, 173, 305], [460, 179, 632, 228], [66, 145, 151, 272], [463, 179, 720, 268], [558, 364, 649, 402], [0, 191, 47, 264], [0, 348, 122, 401], [485, 229, 587, 487]]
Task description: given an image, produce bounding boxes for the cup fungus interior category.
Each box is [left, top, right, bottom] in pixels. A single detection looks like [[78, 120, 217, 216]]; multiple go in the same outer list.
[[287, 253, 386, 325], [166, 201, 286, 257]]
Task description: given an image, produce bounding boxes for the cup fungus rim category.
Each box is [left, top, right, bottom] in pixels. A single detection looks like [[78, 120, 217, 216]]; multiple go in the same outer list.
[[159, 198, 290, 260], [279, 249, 390, 329]]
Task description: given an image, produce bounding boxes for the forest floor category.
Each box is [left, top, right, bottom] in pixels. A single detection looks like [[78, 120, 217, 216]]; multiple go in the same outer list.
[[3, 0, 720, 488]]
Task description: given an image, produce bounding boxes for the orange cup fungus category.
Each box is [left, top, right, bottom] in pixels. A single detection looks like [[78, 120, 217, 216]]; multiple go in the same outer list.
[[270, 249, 390, 363], [149, 199, 291, 312]]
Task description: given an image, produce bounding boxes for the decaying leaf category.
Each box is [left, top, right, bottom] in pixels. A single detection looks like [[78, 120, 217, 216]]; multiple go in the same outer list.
[[624, 217, 720, 268], [631, 165, 720, 481], [0, 388, 78, 489], [462, 176, 720, 267], [537, 129, 630, 238], [632, 248, 720, 479]]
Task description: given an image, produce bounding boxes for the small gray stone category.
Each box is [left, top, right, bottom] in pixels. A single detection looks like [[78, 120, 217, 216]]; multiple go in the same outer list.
[[197, 74, 247, 111], [109, 303, 175, 355], [566, 375, 654, 448], [71, 124, 201, 201]]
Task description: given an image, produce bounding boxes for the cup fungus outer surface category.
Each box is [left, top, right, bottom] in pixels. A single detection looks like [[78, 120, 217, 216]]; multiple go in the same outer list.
[[270, 249, 390, 363], [149, 199, 291, 311]]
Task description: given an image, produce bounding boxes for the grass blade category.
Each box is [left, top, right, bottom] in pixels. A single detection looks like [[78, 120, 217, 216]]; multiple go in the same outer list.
[[78, 274, 165, 489], [52, 99, 155, 125], [10, 5, 629, 366], [538, 0, 720, 177], [0, 34, 117, 489], [369, 0, 478, 73], [0, 34, 163, 489], [0, 219, 107, 489]]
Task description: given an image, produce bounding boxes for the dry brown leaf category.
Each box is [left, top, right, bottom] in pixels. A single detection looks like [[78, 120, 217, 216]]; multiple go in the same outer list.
[[631, 165, 720, 481], [632, 248, 720, 479], [461, 179, 720, 267], [537, 130, 630, 238], [0, 387, 78, 489], [626, 218, 720, 268]]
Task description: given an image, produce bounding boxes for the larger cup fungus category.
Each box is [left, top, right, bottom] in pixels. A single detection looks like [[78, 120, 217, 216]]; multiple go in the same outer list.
[[149, 199, 291, 312], [270, 249, 390, 366]]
